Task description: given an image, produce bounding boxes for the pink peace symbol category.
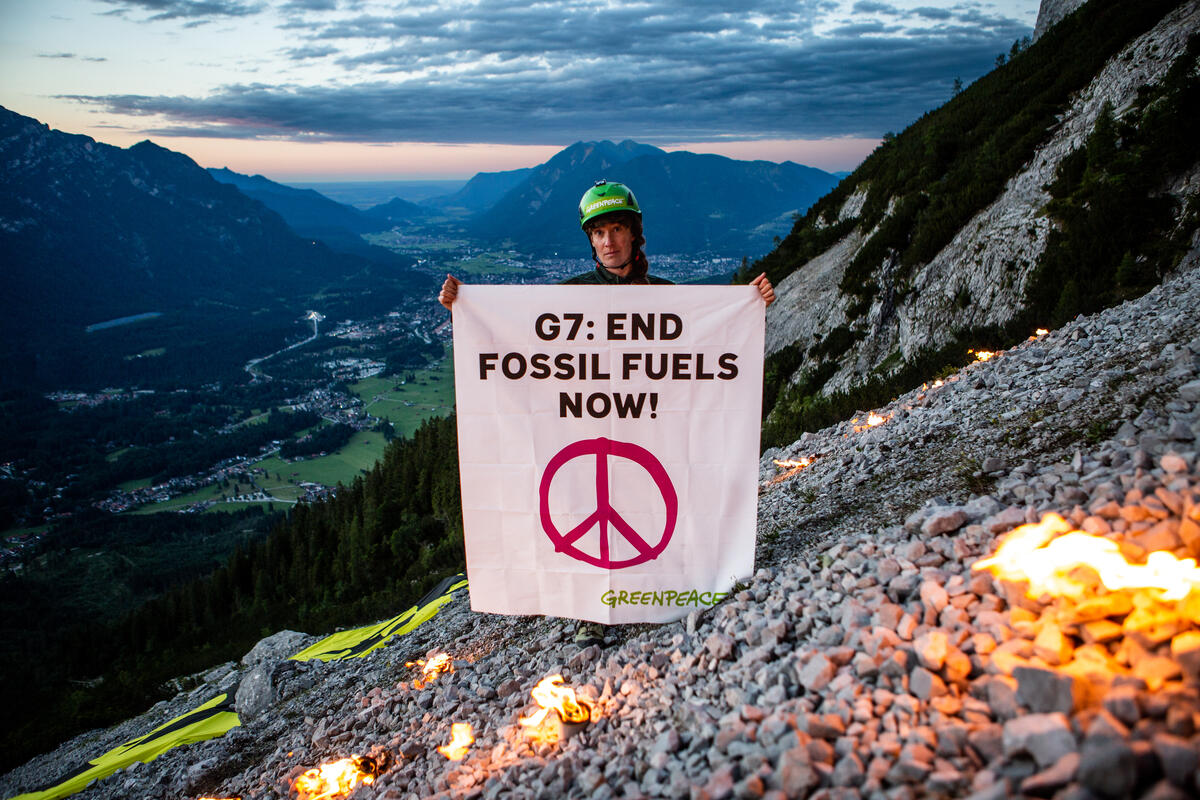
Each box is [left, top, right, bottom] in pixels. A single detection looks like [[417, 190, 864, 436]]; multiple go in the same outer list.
[[538, 437, 678, 569]]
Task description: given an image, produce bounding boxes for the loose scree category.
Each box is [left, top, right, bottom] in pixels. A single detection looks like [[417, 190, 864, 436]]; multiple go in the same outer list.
[[477, 312, 740, 419]]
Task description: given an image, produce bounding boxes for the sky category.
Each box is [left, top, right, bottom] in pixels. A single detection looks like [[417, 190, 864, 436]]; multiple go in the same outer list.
[[0, 0, 1038, 181]]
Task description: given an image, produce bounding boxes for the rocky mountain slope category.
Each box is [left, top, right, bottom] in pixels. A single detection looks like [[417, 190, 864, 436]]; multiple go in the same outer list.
[[207, 167, 386, 236], [1035, 0, 1087, 39], [427, 167, 535, 214], [5, 2, 1200, 798], [6, 220, 1200, 799], [0, 106, 429, 387], [761, 0, 1200, 404], [0, 108, 367, 332], [206, 166, 419, 266]]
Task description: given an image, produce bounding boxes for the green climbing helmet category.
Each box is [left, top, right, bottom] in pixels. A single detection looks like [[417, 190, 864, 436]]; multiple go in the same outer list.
[[578, 180, 641, 228]]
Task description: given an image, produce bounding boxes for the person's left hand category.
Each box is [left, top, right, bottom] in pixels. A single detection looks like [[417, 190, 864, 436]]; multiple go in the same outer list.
[[750, 272, 776, 307]]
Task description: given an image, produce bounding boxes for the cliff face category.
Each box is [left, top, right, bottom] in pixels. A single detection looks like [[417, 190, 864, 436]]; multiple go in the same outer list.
[[765, 0, 1200, 400], [1035, 0, 1088, 40]]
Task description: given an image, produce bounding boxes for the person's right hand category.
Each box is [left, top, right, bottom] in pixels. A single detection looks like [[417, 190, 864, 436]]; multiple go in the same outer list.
[[438, 274, 461, 310]]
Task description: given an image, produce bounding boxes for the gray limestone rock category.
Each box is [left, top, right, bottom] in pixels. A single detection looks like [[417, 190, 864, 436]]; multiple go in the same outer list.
[[1003, 713, 1077, 769]]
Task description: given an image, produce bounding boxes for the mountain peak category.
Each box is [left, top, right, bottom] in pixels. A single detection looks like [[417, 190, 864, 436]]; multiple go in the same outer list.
[[470, 139, 837, 256], [551, 140, 665, 171]]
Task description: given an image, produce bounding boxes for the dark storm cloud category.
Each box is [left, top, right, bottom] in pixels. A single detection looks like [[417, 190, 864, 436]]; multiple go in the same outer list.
[[96, 0, 264, 23], [73, 0, 1032, 144]]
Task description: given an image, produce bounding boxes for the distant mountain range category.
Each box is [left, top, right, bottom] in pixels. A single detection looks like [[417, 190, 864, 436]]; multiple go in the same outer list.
[[207, 167, 386, 235], [425, 166, 533, 214], [0, 106, 426, 386], [207, 167, 423, 264], [211, 139, 840, 259], [0, 104, 839, 385], [466, 140, 840, 256]]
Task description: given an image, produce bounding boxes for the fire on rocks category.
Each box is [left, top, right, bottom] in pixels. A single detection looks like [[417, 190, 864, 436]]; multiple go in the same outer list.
[[198, 309, 1200, 799], [270, 460, 1200, 798], [32, 272, 1200, 800], [282, 662, 599, 799]]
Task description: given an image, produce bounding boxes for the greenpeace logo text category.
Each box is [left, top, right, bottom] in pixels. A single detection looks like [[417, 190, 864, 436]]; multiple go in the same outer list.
[[600, 588, 727, 608], [584, 197, 625, 214]]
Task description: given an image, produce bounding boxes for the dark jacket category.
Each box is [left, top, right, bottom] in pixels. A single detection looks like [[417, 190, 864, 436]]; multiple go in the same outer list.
[[561, 266, 674, 285]]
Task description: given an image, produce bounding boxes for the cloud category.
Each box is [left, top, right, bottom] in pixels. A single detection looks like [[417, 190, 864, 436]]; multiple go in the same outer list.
[[852, 1, 898, 13], [284, 44, 339, 60], [38, 52, 109, 62], [96, 0, 264, 23], [281, 0, 340, 10], [912, 6, 953, 20], [824, 21, 903, 36], [73, 0, 1032, 144]]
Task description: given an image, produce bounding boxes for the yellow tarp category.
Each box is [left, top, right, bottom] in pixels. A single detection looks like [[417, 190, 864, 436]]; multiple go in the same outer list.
[[291, 574, 469, 662], [9, 693, 240, 800]]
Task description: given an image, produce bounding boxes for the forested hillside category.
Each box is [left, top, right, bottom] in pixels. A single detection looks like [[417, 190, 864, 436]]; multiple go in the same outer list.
[[0, 415, 462, 772], [0, 107, 430, 387]]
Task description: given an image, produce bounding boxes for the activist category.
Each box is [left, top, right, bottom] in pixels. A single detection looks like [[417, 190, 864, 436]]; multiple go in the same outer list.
[[437, 179, 776, 305], [438, 180, 773, 648]]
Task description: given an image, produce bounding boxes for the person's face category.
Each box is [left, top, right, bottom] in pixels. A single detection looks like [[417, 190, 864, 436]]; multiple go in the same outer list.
[[588, 217, 635, 275]]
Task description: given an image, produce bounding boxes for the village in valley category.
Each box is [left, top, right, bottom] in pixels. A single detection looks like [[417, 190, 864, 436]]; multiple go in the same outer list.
[[0, 242, 739, 573], [0, 299, 456, 570]]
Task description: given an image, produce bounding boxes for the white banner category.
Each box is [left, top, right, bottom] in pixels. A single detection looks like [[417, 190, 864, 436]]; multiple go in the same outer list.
[[452, 285, 765, 624]]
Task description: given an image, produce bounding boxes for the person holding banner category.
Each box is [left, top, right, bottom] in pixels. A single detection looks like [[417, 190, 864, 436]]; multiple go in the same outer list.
[[438, 180, 773, 648], [438, 180, 776, 306]]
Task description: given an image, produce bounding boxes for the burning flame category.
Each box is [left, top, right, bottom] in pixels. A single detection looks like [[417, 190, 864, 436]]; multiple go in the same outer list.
[[773, 457, 813, 470], [293, 756, 376, 800], [851, 412, 890, 433], [438, 722, 475, 761], [1035, 328, 1049, 336], [968, 349, 997, 362], [406, 652, 453, 688], [973, 513, 1200, 601], [770, 457, 814, 484], [518, 675, 591, 744]]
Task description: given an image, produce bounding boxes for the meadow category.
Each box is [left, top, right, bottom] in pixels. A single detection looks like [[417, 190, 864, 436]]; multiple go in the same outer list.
[[131, 354, 456, 514]]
